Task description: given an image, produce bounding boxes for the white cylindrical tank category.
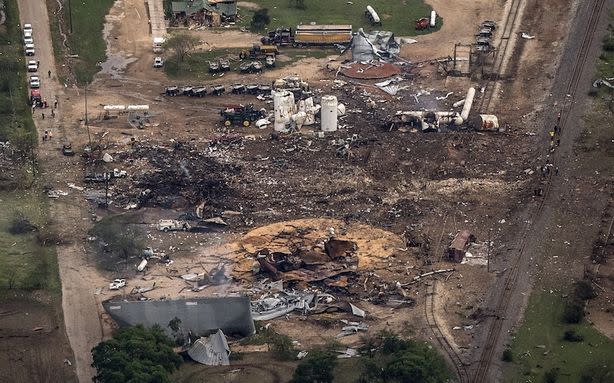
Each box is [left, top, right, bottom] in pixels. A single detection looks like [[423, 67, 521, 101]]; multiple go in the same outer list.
[[460, 87, 476, 121], [480, 114, 499, 130], [137, 259, 148, 272], [430, 11, 437, 27], [273, 90, 295, 132], [321, 95, 338, 132]]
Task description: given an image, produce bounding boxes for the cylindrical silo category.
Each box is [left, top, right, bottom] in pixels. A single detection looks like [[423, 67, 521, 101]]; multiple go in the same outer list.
[[273, 90, 295, 132], [320, 95, 338, 132]]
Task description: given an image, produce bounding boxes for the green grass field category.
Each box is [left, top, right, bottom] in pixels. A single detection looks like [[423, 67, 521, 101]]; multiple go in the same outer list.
[[164, 47, 336, 79], [0, 0, 36, 143], [238, 0, 439, 36], [507, 291, 614, 382], [62, 0, 116, 83], [0, 190, 61, 294]]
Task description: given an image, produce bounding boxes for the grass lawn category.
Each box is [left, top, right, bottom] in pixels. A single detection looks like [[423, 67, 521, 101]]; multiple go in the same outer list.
[[507, 292, 614, 382], [0, 0, 36, 142], [0, 190, 61, 294], [62, 0, 116, 84], [164, 47, 337, 79], [237, 0, 439, 36]]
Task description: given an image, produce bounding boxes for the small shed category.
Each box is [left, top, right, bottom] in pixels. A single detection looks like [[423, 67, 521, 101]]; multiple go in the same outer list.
[[445, 230, 476, 262]]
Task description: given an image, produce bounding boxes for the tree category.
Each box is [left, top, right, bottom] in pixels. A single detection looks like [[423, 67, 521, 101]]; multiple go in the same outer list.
[[290, 349, 337, 383], [250, 9, 270, 31], [163, 33, 199, 64], [91, 325, 182, 383]]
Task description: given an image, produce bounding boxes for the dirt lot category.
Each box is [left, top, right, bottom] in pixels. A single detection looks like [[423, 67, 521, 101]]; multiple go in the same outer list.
[[27, 0, 614, 381]]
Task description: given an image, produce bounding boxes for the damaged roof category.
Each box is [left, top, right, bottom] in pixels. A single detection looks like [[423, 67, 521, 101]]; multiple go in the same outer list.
[[187, 329, 230, 365]]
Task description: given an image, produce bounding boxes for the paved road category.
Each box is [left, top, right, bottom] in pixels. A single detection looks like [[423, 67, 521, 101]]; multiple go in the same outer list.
[[16, 1, 102, 382]]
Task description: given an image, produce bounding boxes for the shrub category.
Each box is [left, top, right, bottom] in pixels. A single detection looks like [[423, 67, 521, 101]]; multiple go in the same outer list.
[[563, 299, 584, 324], [563, 329, 584, 342], [575, 279, 597, 300], [290, 349, 337, 383], [501, 348, 514, 362], [8, 213, 38, 234], [544, 368, 559, 383], [250, 9, 270, 31]]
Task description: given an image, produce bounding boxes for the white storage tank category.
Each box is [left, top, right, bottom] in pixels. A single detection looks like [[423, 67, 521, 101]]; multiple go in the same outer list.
[[460, 87, 476, 121], [320, 95, 338, 132], [273, 90, 295, 132], [430, 11, 437, 27]]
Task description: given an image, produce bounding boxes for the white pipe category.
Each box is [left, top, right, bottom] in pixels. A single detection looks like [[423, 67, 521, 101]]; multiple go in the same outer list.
[[460, 87, 476, 121], [452, 99, 465, 108]]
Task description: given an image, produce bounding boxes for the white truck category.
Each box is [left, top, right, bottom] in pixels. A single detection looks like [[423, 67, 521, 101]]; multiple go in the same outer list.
[[152, 37, 166, 53], [157, 219, 191, 232]]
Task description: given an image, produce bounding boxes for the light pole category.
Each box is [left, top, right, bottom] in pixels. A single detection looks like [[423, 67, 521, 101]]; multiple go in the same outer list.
[[68, 0, 73, 33]]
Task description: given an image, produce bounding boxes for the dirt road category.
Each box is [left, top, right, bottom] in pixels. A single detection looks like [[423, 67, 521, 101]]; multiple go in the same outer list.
[[16, 1, 103, 382]]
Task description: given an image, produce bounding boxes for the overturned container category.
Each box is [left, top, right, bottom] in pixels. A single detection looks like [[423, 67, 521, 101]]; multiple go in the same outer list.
[[273, 90, 295, 132], [321, 95, 338, 132], [479, 114, 499, 130]]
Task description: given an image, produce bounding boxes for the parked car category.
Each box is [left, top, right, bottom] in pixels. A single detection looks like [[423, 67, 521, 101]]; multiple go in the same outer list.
[[157, 219, 191, 232], [153, 57, 164, 68], [25, 43, 35, 56], [27, 60, 38, 72], [29, 75, 40, 88], [23, 32, 33, 45], [109, 279, 126, 290], [23, 23, 32, 34]]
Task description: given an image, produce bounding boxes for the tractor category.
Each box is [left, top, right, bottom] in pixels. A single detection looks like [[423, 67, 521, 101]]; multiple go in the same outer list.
[[220, 104, 266, 127]]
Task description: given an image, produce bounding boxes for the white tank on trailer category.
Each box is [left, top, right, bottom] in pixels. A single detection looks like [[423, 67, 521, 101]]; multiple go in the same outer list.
[[320, 95, 338, 132]]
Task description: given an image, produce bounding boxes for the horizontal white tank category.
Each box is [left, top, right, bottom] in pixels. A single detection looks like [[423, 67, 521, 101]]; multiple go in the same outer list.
[[337, 103, 346, 116], [452, 98, 465, 108], [460, 87, 476, 121], [321, 95, 338, 132], [430, 11, 437, 27], [366, 5, 381, 24], [137, 259, 148, 272], [273, 90, 295, 132], [126, 105, 149, 111], [104, 105, 127, 111], [479, 114, 499, 130]]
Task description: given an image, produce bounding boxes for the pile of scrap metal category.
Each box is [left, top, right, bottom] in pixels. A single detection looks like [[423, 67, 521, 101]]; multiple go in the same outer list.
[[187, 329, 231, 366], [350, 28, 400, 61], [181, 264, 230, 292], [254, 237, 358, 286], [250, 289, 367, 321]]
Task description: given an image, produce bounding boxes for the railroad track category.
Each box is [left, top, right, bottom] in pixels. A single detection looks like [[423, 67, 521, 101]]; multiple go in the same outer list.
[[475, 0, 524, 114], [472, 1, 607, 382], [425, 281, 470, 383]]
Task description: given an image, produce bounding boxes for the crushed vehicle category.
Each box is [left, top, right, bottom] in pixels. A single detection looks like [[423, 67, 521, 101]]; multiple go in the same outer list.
[[415, 17, 430, 30], [30, 89, 41, 106], [241, 44, 279, 59], [157, 219, 191, 232], [239, 61, 263, 74], [182, 86, 194, 96], [109, 279, 126, 290], [220, 104, 266, 127], [84, 173, 111, 183], [192, 87, 207, 97], [231, 84, 246, 94]]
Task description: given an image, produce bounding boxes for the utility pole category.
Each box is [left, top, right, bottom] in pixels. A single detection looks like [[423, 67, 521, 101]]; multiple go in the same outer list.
[[487, 228, 492, 272], [68, 0, 73, 33], [85, 82, 91, 147]]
